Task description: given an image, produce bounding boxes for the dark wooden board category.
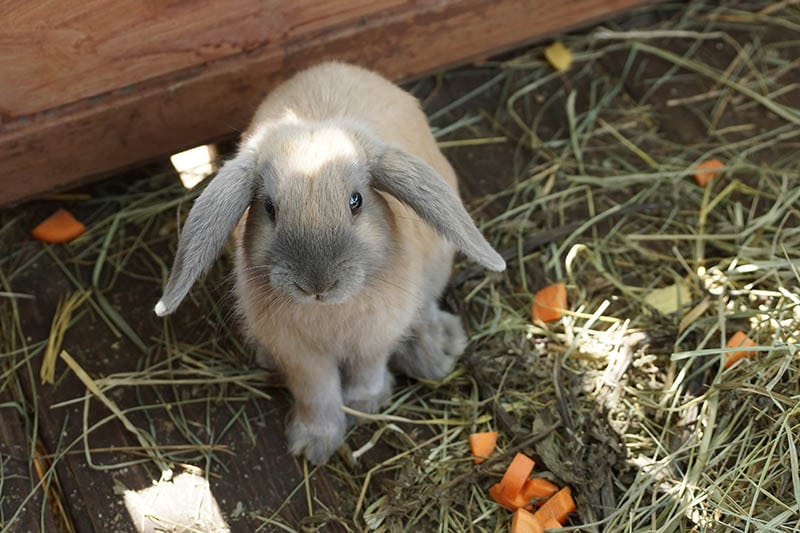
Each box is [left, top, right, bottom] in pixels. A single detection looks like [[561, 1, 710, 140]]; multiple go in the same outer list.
[[0, 0, 407, 119], [0, 390, 59, 533], [0, 0, 654, 207]]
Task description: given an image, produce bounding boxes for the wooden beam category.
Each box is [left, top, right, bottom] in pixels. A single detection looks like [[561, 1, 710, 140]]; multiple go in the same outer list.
[[0, 0, 407, 119], [0, 0, 653, 206], [0, 390, 61, 532]]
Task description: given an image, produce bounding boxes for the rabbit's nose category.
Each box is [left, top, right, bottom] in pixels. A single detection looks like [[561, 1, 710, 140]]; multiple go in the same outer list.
[[294, 279, 339, 300], [317, 280, 339, 300]]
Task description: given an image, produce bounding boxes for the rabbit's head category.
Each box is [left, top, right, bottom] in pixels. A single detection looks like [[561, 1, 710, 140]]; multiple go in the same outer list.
[[155, 116, 504, 316]]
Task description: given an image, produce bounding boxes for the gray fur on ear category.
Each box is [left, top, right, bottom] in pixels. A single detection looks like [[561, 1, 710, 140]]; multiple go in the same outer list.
[[372, 146, 506, 272], [155, 153, 256, 317]]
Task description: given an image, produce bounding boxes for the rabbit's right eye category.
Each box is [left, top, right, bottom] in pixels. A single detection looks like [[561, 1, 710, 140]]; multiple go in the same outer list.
[[264, 198, 276, 221]]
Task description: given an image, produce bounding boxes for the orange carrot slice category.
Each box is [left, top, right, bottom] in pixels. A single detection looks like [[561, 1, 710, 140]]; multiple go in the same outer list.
[[724, 330, 757, 368], [489, 482, 532, 511], [489, 452, 536, 510], [521, 478, 560, 501], [499, 453, 535, 501], [693, 159, 724, 187], [511, 507, 545, 533], [32, 208, 86, 243], [531, 282, 567, 322], [534, 486, 576, 525], [493, 478, 559, 511], [469, 431, 498, 464], [541, 517, 563, 530]]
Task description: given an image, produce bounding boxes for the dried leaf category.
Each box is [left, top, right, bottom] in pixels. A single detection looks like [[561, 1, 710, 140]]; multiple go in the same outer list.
[[643, 279, 691, 315], [545, 42, 573, 72]]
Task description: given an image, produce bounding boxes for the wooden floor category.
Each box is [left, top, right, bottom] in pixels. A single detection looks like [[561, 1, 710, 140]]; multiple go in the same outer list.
[[3, 2, 796, 531]]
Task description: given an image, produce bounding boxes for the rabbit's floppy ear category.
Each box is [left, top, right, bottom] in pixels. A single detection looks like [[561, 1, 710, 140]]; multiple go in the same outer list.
[[371, 146, 505, 272], [155, 152, 257, 316]]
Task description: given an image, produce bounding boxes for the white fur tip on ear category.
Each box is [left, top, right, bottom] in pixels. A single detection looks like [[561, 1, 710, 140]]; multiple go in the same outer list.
[[154, 301, 168, 317], [489, 255, 507, 272]]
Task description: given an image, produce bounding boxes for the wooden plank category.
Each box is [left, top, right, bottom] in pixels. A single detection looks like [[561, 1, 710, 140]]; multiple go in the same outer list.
[[0, 0, 653, 207], [0, 391, 51, 532], [0, 0, 406, 119]]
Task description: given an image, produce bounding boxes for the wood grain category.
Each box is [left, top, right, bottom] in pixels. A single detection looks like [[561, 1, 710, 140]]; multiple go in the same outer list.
[[0, 390, 60, 532], [0, 0, 405, 118], [0, 0, 653, 207]]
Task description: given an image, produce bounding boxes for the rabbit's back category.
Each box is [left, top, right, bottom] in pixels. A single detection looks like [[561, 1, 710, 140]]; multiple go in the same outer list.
[[248, 62, 456, 191]]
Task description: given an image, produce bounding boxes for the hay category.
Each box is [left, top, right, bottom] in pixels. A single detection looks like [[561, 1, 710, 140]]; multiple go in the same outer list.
[[1, 0, 799, 531]]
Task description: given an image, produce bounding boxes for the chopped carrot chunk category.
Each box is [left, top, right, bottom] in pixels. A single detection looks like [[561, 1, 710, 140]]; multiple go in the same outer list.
[[469, 431, 498, 464], [693, 159, 724, 187], [499, 453, 535, 501], [489, 482, 533, 511], [531, 282, 567, 322], [32, 208, 86, 243], [489, 453, 536, 510], [484, 451, 577, 529], [521, 478, 560, 501], [541, 517, 563, 529], [724, 330, 757, 368], [511, 507, 545, 533], [534, 486, 576, 525]]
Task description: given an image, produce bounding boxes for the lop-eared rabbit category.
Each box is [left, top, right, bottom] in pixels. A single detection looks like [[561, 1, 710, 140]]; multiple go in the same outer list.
[[156, 62, 505, 463]]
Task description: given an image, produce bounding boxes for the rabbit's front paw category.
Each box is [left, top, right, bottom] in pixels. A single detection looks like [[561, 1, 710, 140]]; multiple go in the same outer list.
[[392, 308, 467, 380], [287, 411, 346, 464], [343, 365, 393, 416]]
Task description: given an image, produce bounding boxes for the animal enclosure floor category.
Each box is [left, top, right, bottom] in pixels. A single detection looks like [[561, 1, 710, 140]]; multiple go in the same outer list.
[[3, 1, 800, 532]]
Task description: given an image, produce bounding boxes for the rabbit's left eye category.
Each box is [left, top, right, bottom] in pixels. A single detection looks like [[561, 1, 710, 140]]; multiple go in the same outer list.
[[264, 197, 276, 221], [349, 192, 363, 215]]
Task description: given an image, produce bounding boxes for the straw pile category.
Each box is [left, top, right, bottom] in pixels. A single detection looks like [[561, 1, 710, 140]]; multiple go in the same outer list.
[[1, 1, 798, 531]]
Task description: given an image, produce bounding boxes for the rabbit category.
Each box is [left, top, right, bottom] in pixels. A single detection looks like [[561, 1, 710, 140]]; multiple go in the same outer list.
[[155, 61, 505, 464]]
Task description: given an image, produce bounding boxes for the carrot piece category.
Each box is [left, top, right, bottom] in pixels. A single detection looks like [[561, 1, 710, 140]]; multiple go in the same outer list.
[[499, 453, 535, 500], [32, 208, 86, 243], [521, 478, 559, 501], [541, 517, 563, 530], [469, 431, 498, 464], [511, 507, 545, 533], [724, 330, 757, 368], [489, 482, 533, 511], [534, 486, 576, 525], [531, 282, 567, 322], [693, 159, 724, 187], [489, 453, 536, 510], [493, 478, 558, 511]]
